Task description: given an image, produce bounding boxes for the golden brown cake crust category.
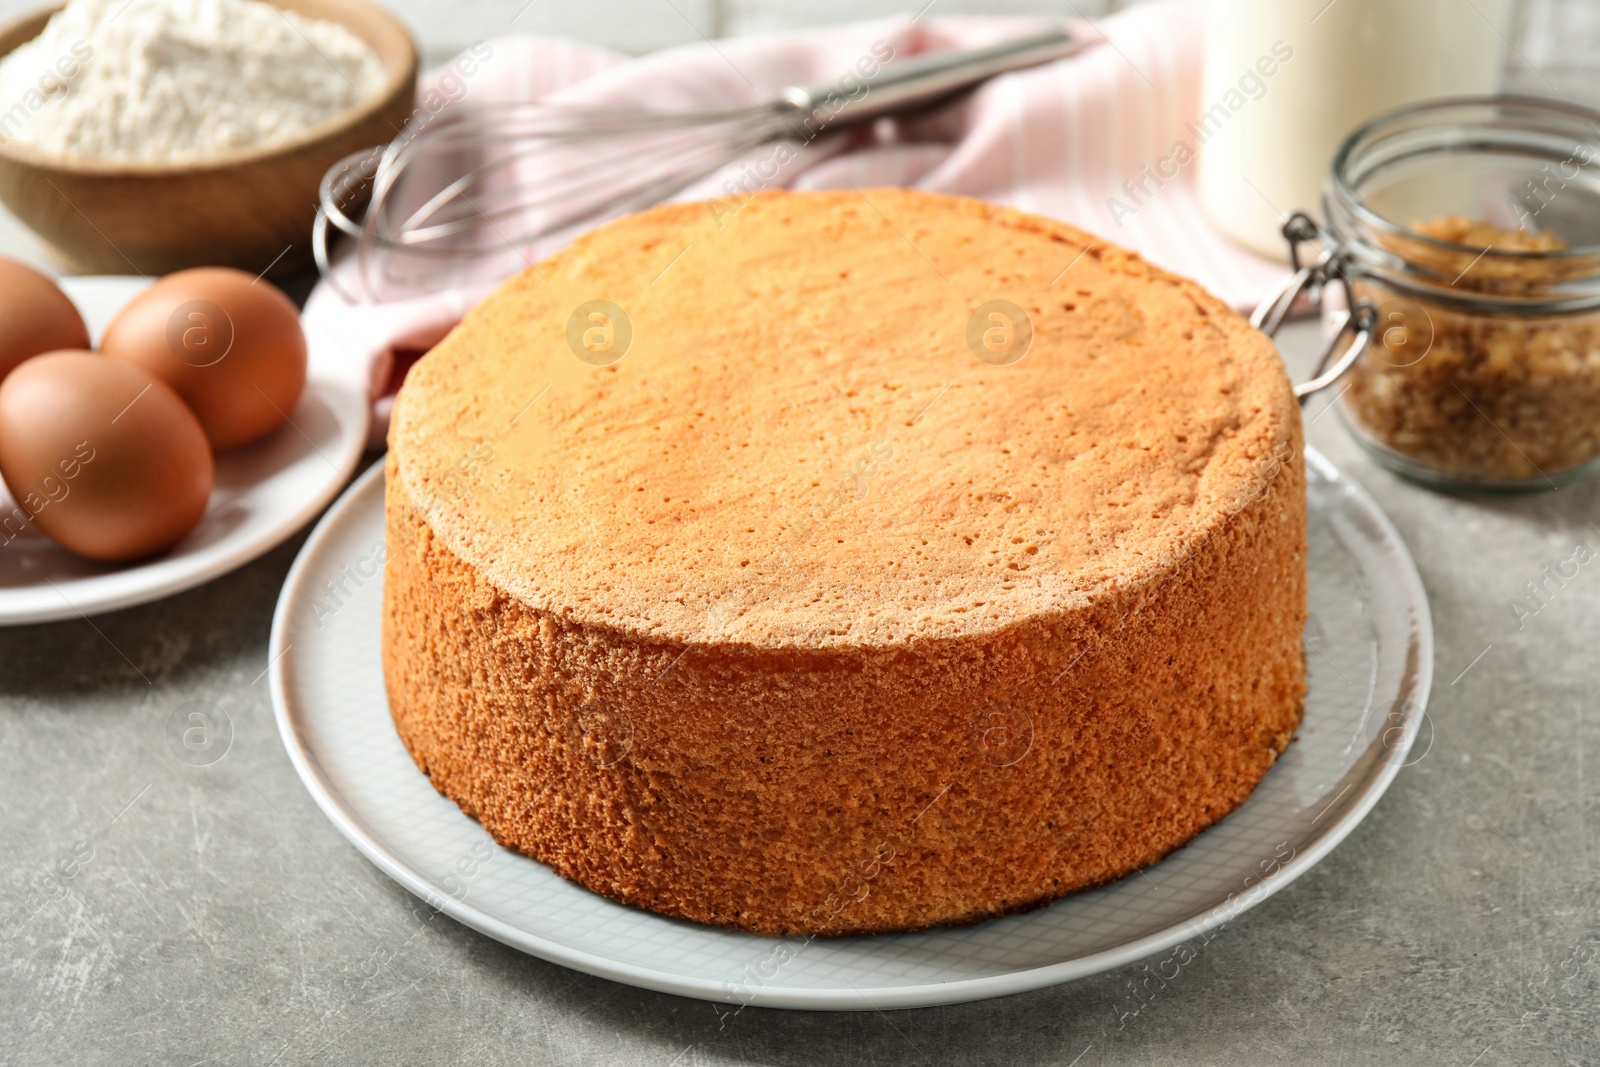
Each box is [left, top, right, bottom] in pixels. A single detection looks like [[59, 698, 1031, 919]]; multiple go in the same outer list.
[[383, 189, 1307, 936]]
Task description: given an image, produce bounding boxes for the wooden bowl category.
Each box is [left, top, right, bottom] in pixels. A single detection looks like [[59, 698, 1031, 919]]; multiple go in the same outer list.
[[0, 0, 417, 277]]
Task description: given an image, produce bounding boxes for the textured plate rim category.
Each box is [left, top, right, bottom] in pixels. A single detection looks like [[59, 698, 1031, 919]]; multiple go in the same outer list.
[[270, 448, 1433, 1011]]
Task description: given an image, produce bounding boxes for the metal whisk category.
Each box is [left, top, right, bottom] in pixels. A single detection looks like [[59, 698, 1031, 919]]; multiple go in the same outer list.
[[314, 28, 1085, 301]]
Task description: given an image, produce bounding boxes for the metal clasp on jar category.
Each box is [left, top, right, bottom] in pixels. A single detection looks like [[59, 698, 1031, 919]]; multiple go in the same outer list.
[[1250, 211, 1379, 405]]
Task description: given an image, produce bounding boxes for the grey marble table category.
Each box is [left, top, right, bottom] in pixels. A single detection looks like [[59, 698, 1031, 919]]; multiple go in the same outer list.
[[2, 315, 1596, 1066], [4, 0, 1600, 1056]]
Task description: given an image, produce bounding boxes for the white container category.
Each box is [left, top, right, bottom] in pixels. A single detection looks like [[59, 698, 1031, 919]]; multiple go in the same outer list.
[[1197, 0, 1513, 260]]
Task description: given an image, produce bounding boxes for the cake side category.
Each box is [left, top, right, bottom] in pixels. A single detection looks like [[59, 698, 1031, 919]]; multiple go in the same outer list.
[[381, 426, 1304, 936]]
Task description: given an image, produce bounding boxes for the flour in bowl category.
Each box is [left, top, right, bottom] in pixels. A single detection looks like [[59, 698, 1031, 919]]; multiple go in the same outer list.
[[0, 0, 386, 162]]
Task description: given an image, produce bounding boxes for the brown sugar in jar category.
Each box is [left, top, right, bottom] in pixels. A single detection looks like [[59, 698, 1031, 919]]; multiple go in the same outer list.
[[1321, 97, 1600, 492], [1340, 216, 1600, 485]]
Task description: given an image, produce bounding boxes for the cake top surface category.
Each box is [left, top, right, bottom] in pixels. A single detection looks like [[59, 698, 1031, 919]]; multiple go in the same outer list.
[[390, 189, 1297, 649]]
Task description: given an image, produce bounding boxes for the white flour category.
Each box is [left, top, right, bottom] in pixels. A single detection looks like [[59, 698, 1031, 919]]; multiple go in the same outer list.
[[0, 0, 385, 161]]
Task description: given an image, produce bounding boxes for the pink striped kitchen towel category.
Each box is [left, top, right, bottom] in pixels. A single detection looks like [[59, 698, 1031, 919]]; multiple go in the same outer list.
[[303, 0, 1291, 448]]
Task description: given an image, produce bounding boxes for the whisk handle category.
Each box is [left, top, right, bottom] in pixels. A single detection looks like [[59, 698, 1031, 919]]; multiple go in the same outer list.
[[778, 27, 1086, 131]]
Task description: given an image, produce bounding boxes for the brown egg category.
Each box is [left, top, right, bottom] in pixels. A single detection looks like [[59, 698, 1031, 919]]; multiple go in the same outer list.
[[0, 257, 90, 385], [0, 351, 213, 562], [101, 267, 307, 451]]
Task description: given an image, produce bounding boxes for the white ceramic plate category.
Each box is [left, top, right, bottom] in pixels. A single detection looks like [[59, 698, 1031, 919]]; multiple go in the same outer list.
[[0, 276, 368, 625], [270, 449, 1432, 1011]]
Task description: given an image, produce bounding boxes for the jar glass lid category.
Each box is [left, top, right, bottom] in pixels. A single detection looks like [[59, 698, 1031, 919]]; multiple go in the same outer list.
[[1326, 96, 1600, 303]]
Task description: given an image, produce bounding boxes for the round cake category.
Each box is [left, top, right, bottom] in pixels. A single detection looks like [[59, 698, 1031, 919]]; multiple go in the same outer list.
[[383, 188, 1306, 936]]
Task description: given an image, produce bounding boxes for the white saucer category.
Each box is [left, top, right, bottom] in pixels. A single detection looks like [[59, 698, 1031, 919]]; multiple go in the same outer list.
[[0, 276, 368, 624], [269, 449, 1432, 1011]]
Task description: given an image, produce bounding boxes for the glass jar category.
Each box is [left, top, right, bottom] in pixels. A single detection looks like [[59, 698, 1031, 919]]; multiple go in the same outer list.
[[1315, 96, 1600, 492]]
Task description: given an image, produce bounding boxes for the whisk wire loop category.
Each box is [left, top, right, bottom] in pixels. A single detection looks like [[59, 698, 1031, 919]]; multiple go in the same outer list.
[[313, 29, 1085, 301]]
